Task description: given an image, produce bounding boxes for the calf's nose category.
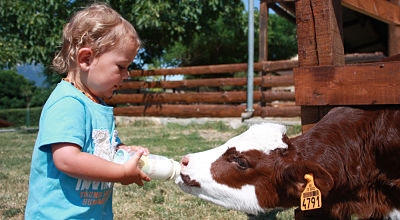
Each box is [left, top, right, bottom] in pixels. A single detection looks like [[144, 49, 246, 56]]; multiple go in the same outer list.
[[180, 154, 190, 169]]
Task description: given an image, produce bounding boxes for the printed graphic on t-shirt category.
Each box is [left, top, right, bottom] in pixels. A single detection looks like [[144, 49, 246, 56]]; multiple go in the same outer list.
[[74, 129, 119, 206]]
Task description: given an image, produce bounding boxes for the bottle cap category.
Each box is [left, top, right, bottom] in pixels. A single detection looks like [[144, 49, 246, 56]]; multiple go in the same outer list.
[[169, 160, 181, 180], [114, 149, 129, 164]]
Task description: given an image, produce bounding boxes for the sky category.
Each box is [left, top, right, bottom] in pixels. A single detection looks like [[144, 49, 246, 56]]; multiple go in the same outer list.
[[243, 0, 261, 10], [17, 64, 46, 87]]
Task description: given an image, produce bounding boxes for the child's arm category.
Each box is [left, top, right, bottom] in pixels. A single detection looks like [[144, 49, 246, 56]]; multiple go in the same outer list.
[[52, 143, 151, 185]]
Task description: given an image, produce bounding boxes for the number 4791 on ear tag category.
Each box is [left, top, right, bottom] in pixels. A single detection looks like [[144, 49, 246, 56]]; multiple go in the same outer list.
[[300, 173, 322, 211]]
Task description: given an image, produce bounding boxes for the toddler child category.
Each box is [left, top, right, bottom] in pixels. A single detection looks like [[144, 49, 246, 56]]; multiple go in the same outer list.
[[25, 3, 150, 219]]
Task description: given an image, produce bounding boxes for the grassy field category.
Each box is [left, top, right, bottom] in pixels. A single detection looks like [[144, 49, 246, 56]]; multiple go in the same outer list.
[[0, 120, 301, 220]]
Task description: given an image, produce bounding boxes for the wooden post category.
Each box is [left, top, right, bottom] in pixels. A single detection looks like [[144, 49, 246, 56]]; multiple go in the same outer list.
[[389, 0, 400, 56], [259, 0, 268, 62], [295, 0, 344, 133], [259, 0, 269, 107]]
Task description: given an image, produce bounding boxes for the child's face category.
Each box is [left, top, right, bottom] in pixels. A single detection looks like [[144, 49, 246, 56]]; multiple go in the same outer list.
[[85, 41, 138, 99]]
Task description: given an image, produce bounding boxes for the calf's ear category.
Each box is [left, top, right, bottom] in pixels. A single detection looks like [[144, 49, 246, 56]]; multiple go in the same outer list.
[[281, 161, 334, 198]]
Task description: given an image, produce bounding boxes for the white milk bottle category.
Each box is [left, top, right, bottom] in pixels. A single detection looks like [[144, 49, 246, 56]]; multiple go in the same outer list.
[[113, 149, 181, 180]]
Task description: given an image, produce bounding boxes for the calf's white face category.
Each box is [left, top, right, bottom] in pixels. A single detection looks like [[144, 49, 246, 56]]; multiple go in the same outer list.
[[175, 123, 288, 214]]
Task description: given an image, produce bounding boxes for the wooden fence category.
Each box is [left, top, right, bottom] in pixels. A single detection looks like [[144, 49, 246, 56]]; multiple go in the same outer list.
[[106, 53, 384, 118]]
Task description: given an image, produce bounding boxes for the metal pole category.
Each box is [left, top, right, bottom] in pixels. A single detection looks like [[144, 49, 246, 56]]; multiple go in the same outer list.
[[242, 0, 255, 120]]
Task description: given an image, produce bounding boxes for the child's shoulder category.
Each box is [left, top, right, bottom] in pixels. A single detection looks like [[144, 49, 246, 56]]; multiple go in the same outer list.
[[44, 81, 86, 110]]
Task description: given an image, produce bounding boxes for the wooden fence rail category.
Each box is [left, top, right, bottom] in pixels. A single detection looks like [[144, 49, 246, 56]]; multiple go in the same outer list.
[[128, 59, 298, 77], [108, 53, 384, 118], [114, 105, 301, 118], [119, 75, 294, 90], [108, 91, 295, 105]]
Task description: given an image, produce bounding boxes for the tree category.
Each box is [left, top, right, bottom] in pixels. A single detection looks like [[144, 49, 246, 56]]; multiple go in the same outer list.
[[162, 11, 297, 81], [0, 70, 35, 109], [164, 12, 298, 66], [1, 1, 297, 85], [0, 1, 245, 69], [267, 14, 298, 60]]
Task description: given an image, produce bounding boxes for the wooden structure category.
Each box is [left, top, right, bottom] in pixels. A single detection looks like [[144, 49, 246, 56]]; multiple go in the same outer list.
[[263, 0, 400, 132]]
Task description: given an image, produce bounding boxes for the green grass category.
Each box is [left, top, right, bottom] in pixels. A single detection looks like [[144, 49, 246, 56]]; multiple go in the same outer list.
[[0, 120, 301, 220]]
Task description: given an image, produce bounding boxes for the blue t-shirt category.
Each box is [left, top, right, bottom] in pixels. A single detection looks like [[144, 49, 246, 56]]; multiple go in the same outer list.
[[25, 80, 121, 220]]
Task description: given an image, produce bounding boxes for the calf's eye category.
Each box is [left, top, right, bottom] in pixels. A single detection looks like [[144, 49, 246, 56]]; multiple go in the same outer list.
[[234, 156, 248, 169]]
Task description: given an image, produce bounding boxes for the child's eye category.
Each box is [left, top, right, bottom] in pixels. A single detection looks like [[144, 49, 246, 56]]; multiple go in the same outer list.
[[118, 65, 126, 70]]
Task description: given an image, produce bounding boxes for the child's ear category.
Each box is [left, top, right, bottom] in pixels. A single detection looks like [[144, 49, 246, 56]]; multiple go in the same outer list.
[[77, 48, 93, 71]]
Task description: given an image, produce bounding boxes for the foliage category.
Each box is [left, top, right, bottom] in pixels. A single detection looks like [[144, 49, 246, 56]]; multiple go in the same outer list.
[[0, 70, 33, 109], [267, 14, 298, 60], [0, 1, 296, 78], [114, 0, 246, 67], [0, 0, 77, 69], [0, 0, 246, 70], [0, 70, 49, 109], [163, 12, 298, 66], [160, 2, 248, 67], [164, 11, 297, 81], [0, 107, 42, 127]]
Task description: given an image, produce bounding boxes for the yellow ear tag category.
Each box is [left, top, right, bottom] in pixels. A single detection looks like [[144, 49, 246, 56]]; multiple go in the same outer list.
[[300, 173, 322, 211]]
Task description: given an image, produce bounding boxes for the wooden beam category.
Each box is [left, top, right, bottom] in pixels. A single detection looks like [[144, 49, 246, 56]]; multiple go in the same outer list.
[[266, 0, 296, 3], [296, 0, 343, 66], [114, 104, 300, 118], [129, 60, 298, 77], [296, 0, 317, 66], [294, 61, 400, 105], [342, 0, 400, 25], [270, 3, 296, 24], [389, 0, 400, 56], [107, 91, 295, 105], [259, 0, 268, 62], [127, 53, 381, 78], [280, 2, 296, 15], [295, 0, 344, 133], [296, 0, 344, 66], [344, 52, 384, 64], [120, 75, 294, 90], [314, 0, 344, 66]]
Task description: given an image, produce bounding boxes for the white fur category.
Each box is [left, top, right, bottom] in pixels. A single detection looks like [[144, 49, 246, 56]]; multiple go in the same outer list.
[[176, 123, 287, 214], [385, 209, 400, 220], [223, 122, 287, 154]]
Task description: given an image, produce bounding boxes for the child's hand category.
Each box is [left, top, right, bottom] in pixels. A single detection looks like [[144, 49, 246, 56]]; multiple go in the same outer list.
[[120, 149, 151, 185], [119, 145, 149, 156]]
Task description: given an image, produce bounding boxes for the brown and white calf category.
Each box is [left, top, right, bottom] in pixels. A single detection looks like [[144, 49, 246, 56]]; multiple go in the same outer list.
[[175, 107, 400, 219]]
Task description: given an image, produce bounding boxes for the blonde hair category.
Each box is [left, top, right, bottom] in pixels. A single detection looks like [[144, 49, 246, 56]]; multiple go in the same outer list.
[[52, 3, 141, 74]]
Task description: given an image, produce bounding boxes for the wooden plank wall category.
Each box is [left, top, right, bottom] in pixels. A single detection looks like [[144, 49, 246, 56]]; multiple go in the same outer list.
[[293, 0, 400, 133], [294, 61, 400, 105]]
